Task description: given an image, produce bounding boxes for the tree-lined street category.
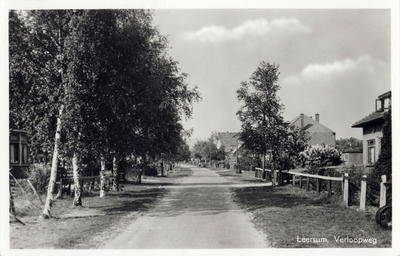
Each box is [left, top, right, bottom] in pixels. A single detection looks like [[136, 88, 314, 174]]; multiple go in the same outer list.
[[7, 7, 394, 252]]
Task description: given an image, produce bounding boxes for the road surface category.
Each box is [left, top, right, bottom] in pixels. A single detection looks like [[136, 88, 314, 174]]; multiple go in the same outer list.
[[101, 165, 269, 249]]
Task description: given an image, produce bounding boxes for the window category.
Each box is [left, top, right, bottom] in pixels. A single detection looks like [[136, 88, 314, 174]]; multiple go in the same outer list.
[[9, 130, 29, 166], [376, 99, 383, 112], [367, 139, 375, 164]]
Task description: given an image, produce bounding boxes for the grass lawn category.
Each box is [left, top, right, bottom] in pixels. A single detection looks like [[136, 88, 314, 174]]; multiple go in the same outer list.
[[213, 168, 262, 184], [230, 184, 392, 248], [9, 167, 193, 249]]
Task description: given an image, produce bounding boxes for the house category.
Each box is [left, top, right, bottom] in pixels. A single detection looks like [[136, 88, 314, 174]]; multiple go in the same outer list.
[[9, 129, 30, 178], [341, 151, 363, 166], [352, 91, 391, 166], [290, 113, 336, 147], [214, 132, 241, 168]]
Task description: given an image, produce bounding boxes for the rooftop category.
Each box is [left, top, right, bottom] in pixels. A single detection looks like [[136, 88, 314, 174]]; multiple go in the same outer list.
[[351, 111, 385, 128]]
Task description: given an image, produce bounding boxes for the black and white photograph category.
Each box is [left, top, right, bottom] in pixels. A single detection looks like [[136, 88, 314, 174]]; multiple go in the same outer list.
[[2, 0, 399, 255]]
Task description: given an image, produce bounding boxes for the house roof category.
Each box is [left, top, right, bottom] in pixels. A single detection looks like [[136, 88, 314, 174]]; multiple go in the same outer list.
[[216, 132, 239, 152], [351, 111, 385, 128], [378, 91, 391, 100], [290, 114, 335, 134]]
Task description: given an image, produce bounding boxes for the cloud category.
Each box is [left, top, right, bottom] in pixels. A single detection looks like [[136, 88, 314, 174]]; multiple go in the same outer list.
[[282, 55, 381, 85], [184, 18, 311, 43], [279, 55, 390, 139]]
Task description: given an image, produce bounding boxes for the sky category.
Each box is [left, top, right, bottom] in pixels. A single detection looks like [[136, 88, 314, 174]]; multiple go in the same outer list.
[[152, 8, 392, 144]]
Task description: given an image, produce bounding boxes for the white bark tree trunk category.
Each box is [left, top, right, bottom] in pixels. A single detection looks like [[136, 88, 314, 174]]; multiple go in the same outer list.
[[100, 155, 106, 197], [41, 105, 63, 219], [112, 156, 119, 191], [72, 152, 82, 206]]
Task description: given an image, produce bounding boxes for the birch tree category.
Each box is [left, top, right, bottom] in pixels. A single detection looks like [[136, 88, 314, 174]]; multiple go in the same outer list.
[[236, 62, 287, 183]]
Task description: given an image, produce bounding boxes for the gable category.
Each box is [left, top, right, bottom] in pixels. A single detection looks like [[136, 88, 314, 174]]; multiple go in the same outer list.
[[290, 114, 335, 134], [217, 132, 239, 152]]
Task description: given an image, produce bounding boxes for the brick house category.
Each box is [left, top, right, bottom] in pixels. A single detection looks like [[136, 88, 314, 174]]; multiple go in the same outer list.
[[352, 91, 391, 166], [290, 113, 336, 147]]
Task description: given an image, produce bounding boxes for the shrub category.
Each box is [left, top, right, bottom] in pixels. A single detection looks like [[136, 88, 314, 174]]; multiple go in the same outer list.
[[143, 164, 158, 176], [28, 164, 51, 194], [299, 144, 343, 168]]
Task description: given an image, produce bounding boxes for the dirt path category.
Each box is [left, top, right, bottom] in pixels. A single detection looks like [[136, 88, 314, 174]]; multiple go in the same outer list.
[[101, 165, 270, 249]]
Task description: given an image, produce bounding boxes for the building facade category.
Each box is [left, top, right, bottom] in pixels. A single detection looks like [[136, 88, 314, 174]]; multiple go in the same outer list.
[[290, 113, 336, 147], [352, 91, 391, 166]]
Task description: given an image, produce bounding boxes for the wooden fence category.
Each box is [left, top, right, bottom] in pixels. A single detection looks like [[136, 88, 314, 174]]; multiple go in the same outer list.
[[255, 167, 390, 211], [59, 175, 114, 195]]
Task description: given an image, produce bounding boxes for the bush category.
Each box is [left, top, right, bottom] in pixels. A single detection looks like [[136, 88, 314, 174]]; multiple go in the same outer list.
[[143, 164, 158, 176], [299, 144, 343, 167], [28, 164, 51, 194]]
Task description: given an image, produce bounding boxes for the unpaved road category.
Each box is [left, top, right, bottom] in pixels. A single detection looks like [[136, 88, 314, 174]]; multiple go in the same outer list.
[[101, 165, 269, 249]]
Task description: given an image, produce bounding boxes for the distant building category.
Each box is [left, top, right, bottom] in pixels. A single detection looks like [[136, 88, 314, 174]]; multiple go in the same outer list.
[[352, 91, 391, 166], [215, 132, 240, 154], [215, 132, 241, 168], [290, 113, 336, 147], [341, 151, 363, 166]]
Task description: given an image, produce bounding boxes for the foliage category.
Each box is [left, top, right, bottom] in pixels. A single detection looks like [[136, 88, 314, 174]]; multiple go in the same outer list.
[[372, 109, 391, 180], [236, 62, 286, 163], [238, 149, 261, 171], [369, 108, 392, 206], [192, 135, 226, 162], [299, 144, 343, 168], [236, 62, 310, 172], [143, 164, 159, 177], [335, 137, 363, 153], [276, 126, 310, 170], [9, 9, 200, 173], [28, 164, 52, 194]]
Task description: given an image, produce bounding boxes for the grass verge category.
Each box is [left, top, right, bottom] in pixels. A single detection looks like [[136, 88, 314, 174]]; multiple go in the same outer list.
[[10, 168, 193, 249], [230, 184, 391, 248]]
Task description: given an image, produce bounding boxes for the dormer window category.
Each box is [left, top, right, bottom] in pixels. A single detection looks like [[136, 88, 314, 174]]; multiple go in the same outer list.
[[376, 92, 391, 112], [383, 97, 390, 111], [376, 99, 383, 112]]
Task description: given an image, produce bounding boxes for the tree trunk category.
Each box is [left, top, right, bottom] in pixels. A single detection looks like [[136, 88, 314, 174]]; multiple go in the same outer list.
[[72, 152, 82, 207], [112, 156, 119, 191], [136, 168, 142, 184], [100, 155, 106, 197], [42, 105, 63, 219]]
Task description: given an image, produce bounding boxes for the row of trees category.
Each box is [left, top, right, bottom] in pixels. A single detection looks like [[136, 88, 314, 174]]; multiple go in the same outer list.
[[9, 10, 200, 219]]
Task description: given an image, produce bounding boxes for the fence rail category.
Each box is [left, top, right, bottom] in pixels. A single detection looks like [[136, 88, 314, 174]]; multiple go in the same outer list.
[[254, 167, 390, 211]]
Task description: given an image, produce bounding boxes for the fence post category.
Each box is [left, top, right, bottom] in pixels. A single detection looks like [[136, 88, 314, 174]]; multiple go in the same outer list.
[[360, 175, 367, 211], [292, 174, 296, 186], [299, 176, 302, 188], [306, 177, 310, 191], [343, 173, 349, 207], [316, 178, 320, 193], [380, 175, 387, 208], [328, 180, 332, 196]]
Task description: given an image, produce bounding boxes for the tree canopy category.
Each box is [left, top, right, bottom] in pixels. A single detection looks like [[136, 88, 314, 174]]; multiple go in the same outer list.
[[236, 61, 310, 174], [335, 137, 363, 153], [9, 9, 200, 217], [236, 62, 286, 165]]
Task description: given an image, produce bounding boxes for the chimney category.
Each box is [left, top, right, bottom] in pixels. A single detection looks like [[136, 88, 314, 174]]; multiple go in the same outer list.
[[300, 113, 304, 128], [315, 113, 320, 122]]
